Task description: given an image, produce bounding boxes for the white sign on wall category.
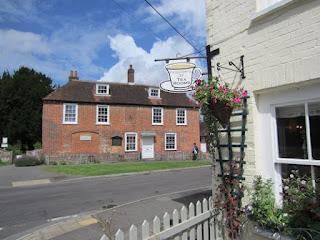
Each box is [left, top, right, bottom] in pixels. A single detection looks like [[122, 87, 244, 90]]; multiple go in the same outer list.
[[80, 135, 91, 141]]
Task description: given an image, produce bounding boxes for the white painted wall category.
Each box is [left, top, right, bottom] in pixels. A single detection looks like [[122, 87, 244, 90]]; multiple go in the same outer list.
[[206, 0, 320, 195]]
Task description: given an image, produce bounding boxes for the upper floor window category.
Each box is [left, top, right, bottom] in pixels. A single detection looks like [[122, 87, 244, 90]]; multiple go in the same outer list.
[[63, 103, 78, 124], [125, 132, 137, 152], [152, 107, 163, 125], [176, 108, 187, 125], [96, 84, 110, 95], [96, 105, 109, 124], [149, 88, 160, 98], [165, 133, 177, 150]]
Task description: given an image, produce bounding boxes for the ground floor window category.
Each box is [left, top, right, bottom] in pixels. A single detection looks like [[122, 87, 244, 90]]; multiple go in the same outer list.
[[165, 133, 176, 150], [275, 100, 320, 192], [125, 132, 137, 152]]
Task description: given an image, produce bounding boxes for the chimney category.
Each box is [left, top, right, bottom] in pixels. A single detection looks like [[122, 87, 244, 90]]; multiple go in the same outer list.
[[69, 70, 79, 81], [128, 65, 134, 84]]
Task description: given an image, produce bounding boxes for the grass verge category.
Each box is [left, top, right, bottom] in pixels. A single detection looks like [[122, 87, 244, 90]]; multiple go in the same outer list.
[[45, 160, 210, 176], [0, 160, 11, 167]]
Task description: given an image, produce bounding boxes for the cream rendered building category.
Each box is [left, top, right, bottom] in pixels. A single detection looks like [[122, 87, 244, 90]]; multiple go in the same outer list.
[[206, 0, 320, 203]]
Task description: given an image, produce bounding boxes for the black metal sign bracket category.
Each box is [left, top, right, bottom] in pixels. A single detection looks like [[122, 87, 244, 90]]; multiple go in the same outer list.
[[217, 55, 245, 79]]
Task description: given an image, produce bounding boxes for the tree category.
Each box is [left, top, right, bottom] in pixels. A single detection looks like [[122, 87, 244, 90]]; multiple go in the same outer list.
[[0, 67, 55, 151]]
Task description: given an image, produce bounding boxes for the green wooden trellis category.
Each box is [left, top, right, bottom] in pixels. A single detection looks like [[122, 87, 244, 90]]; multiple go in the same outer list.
[[205, 96, 249, 210]]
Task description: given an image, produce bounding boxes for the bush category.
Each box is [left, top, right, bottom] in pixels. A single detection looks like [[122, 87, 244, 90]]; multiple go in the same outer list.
[[33, 142, 42, 149], [7, 144, 22, 156], [282, 170, 320, 233], [251, 176, 288, 230], [14, 155, 43, 167]]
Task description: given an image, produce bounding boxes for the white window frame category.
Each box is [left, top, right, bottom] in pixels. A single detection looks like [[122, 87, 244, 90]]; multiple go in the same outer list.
[[271, 98, 320, 199], [152, 107, 163, 125], [253, 0, 295, 20], [165, 133, 177, 151], [96, 84, 110, 96], [125, 132, 138, 152], [96, 105, 110, 125], [176, 108, 187, 125], [149, 88, 160, 98], [272, 99, 320, 167], [63, 103, 78, 124]]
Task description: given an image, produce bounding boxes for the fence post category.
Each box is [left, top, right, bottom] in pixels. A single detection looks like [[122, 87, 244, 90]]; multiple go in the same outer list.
[[142, 220, 150, 240], [129, 225, 137, 240], [153, 216, 160, 235], [196, 201, 203, 240], [115, 229, 124, 240], [173, 209, 180, 240], [203, 199, 209, 240], [189, 203, 195, 240], [181, 206, 188, 240]]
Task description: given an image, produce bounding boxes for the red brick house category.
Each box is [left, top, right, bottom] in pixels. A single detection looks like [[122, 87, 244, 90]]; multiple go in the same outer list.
[[42, 66, 200, 162]]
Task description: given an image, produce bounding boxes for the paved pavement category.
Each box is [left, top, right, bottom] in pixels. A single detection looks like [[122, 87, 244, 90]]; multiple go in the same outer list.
[[0, 166, 211, 240], [0, 165, 71, 188]]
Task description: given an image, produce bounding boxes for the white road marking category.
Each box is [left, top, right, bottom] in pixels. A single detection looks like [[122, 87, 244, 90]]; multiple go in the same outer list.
[[47, 214, 78, 222], [0, 227, 3, 231]]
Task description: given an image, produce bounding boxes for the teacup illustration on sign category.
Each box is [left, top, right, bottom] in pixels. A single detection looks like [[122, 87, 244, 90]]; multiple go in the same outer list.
[[160, 62, 202, 93]]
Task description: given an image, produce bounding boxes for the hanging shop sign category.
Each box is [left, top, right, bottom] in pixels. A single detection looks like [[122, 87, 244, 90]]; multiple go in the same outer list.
[[160, 62, 202, 93]]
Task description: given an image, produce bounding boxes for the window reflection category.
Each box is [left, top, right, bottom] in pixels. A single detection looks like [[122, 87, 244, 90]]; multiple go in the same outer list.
[[276, 105, 307, 159], [309, 102, 320, 160]]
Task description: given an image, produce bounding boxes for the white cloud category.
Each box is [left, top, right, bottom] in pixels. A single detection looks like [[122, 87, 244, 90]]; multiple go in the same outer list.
[[0, 29, 50, 55], [142, 0, 206, 39], [0, 28, 107, 84], [99, 34, 195, 86]]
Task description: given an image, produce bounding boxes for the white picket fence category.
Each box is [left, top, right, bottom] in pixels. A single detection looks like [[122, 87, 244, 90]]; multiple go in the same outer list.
[[102, 197, 219, 240]]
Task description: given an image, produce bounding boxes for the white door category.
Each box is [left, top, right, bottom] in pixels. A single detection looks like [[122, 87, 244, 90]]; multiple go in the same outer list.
[[142, 136, 154, 159]]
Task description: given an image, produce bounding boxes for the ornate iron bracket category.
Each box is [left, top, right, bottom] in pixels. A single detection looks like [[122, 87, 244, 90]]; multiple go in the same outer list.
[[217, 55, 245, 79]]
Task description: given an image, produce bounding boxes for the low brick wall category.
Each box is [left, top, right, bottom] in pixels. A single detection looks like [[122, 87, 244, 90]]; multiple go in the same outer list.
[[0, 150, 13, 162], [45, 152, 210, 165]]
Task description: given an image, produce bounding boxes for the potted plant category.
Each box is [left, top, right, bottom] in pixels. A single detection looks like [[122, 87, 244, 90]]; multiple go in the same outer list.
[[193, 77, 247, 127]]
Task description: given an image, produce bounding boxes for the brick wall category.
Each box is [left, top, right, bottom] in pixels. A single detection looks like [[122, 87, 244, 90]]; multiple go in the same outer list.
[[43, 102, 200, 161]]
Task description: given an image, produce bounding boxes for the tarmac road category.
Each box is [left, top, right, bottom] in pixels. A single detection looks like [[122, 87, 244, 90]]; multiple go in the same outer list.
[[0, 166, 211, 239]]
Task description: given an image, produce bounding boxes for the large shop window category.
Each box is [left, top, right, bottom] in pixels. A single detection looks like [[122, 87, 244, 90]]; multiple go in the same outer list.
[[275, 101, 320, 190]]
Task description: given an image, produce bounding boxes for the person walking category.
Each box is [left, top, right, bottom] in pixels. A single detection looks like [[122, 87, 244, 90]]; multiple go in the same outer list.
[[192, 143, 199, 160]]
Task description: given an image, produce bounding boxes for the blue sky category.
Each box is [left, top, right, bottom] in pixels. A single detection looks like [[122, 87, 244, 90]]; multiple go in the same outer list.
[[0, 0, 206, 85]]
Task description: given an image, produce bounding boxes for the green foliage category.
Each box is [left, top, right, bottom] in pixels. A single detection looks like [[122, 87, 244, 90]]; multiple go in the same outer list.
[[33, 142, 42, 149], [7, 144, 22, 156], [14, 155, 43, 167], [282, 170, 320, 233], [0, 160, 11, 166], [193, 77, 247, 107], [0, 67, 54, 151], [251, 176, 288, 230]]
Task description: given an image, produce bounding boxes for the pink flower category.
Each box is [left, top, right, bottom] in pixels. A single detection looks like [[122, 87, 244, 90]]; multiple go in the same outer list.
[[218, 86, 224, 92], [241, 90, 248, 97], [233, 97, 241, 104], [195, 79, 202, 86]]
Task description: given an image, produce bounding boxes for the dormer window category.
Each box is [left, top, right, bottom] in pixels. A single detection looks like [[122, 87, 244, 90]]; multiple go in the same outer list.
[[96, 84, 110, 95], [149, 88, 160, 98]]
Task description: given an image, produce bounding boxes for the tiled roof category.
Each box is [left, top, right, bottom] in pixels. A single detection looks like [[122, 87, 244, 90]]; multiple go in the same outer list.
[[44, 80, 198, 108]]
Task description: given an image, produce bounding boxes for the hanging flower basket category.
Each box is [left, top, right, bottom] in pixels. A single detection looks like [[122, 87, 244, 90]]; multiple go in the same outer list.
[[210, 99, 233, 128], [193, 77, 247, 127]]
